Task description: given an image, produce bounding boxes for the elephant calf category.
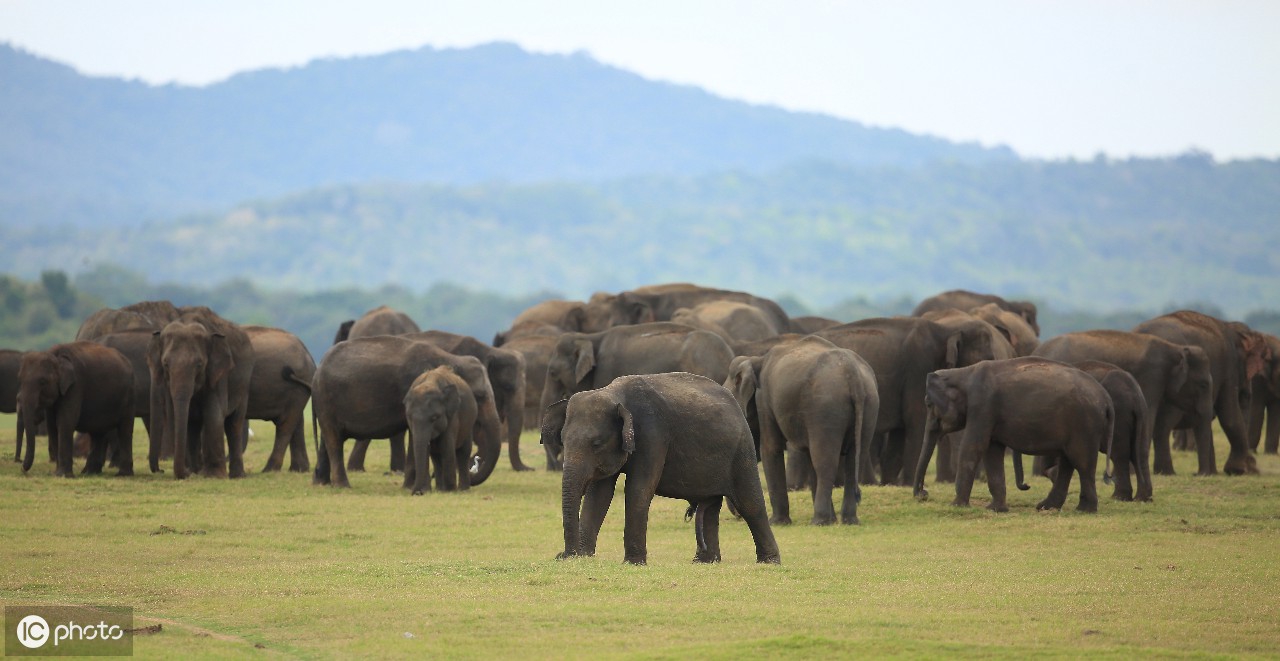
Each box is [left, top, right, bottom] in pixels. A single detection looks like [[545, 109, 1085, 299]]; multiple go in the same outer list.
[[914, 358, 1114, 513], [402, 366, 476, 495], [553, 372, 780, 565]]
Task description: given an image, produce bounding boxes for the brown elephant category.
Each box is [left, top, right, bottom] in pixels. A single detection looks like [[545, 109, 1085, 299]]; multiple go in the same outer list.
[[402, 366, 476, 494], [580, 284, 791, 335], [75, 300, 181, 341], [493, 299, 589, 346], [17, 342, 135, 477], [1134, 311, 1271, 475], [1247, 333, 1280, 454], [914, 358, 1113, 513], [671, 301, 786, 342], [335, 305, 421, 472], [244, 326, 316, 473], [912, 290, 1040, 337], [311, 336, 501, 489], [406, 330, 531, 471], [3, 349, 33, 462], [968, 303, 1039, 356], [148, 306, 256, 479], [1033, 329, 1214, 477]]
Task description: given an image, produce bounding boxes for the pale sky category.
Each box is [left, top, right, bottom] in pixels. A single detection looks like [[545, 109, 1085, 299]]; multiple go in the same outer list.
[[2, 0, 1278, 160]]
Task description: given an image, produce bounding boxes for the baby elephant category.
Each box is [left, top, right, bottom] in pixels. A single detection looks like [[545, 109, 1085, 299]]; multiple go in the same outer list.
[[914, 357, 1114, 513], [403, 366, 476, 494], [554, 372, 780, 565]]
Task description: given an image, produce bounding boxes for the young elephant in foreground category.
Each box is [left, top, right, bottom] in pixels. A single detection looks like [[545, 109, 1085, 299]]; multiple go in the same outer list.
[[552, 372, 780, 565], [914, 358, 1114, 513], [402, 366, 476, 494]]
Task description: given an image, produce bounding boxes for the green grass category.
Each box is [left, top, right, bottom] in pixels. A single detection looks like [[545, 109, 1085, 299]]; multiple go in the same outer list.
[[2, 415, 1278, 659]]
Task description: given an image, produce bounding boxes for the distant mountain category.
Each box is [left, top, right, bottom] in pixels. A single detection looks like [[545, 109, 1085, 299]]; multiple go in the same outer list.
[[0, 42, 1014, 227], [6, 156, 1277, 317]]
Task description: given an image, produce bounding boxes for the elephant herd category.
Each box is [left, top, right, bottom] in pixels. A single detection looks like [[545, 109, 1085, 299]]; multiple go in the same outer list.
[[6, 283, 1280, 565]]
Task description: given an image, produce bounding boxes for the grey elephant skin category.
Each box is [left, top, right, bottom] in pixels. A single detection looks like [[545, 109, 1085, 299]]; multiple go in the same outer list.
[[17, 342, 135, 477], [90, 330, 157, 468], [1247, 333, 1280, 454], [334, 305, 422, 473], [311, 335, 501, 489], [912, 290, 1040, 337], [407, 330, 532, 472], [814, 316, 996, 486], [670, 300, 784, 342], [148, 306, 256, 479], [402, 366, 476, 495], [538, 322, 735, 468], [726, 336, 878, 525], [493, 299, 589, 346], [1133, 311, 1271, 475], [553, 372, 781, 565], [1033, 329, 1213, 477], [244, 326, 316, 473], [914, 358, 1113, 513]]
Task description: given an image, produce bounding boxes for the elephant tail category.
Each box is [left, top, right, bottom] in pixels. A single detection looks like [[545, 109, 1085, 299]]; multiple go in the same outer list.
[[310, 396, 321, 481], [1013, 450, 1031, 491], [684, 502, 696, 523], [1102, 401, 1115, 486], [282, 365, 312, 391]]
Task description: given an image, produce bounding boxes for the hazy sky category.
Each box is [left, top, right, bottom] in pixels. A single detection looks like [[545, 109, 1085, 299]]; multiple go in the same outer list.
[[2, 0, 1277, 160]]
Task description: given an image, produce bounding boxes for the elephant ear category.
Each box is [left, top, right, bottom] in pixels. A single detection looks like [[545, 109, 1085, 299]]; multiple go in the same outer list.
[[561, 306, 588, 333], [572, 338, 595, 384], [617, 403, 636, 454], [208, 333, 235, 386], [1169, 349, 1191, 393], [442, 381, 461, 416], [55, 354, 76, 395], [1238, 329, 1270, 382], [944, 332, 963, 368], [991, 322, 1016, 351], [726, 356, 758, 410], [618, 293, 654, 325], [539, 398, 569, 450]]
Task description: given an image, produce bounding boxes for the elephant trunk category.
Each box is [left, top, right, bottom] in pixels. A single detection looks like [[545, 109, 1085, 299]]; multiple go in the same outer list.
[[505, 378, 526, 469], [1013, 451, 1031, 491], [167, 381, 196, 479], [559, 465, 587, 558], [467, 398, 503, 486], [913, 411, 941, 501], [19, 399, 42, 473]]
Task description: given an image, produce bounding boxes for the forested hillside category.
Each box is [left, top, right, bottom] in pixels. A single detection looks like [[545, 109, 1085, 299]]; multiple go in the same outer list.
[[0, 42, 1009, 227], [6, 155, 1276, 317]]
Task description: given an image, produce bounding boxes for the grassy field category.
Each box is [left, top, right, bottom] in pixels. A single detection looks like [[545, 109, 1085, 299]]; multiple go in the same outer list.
[[1, 415, 1278, 659]]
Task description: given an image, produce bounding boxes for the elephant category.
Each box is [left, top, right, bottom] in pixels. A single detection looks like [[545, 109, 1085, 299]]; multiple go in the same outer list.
[[147, 306, 256, 479], [402, 366, 476, 494], [814, 316, 997, 486], [311, 336, 501, 489], [788, 316, 842, 334], [538, 322, 736, 467], [917, 309, 1018, 484], [3, 349, 29, 462], [493, 299, 589, 346], [968, 303, 1039, 356], [75, 300, 181, 341], [724, 336, 879, 525], [1018, 360, 1151, 502], [1033, 329, 1214, 477], [553, 372, 781, 565], [244, 326, 316, 473], [914, 358, 1113, 513], [670, 301, 786, 342], [1133, 311, 1271, 475], [16, 342, 135, 477], [912, 290, 1040, 337], [335, 305, 422, 472], [406, 330, 532, 471], [90, 330, 157, 466], [1247, 333, 1280, 454], [580, 284, 791, 336]]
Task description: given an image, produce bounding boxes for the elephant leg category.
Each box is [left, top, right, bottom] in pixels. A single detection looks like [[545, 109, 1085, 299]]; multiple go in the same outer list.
[[809, 439, 840, 525], [1134, 432, 1154, 502], [730, 471, 781, 564], [935, 432, 956, 483], [1266, 400, 1280, 454], [761, 442, 791, 526], [621, 476, 658, 565], [1220, 400, 1257, 476], [983, 443, 1008, 512], [578, 474, 619, 557], [1172, 428, 1194, 451], [545, 443, 563, 471], [347, 439, 371, 472], [287, 422, 310, 473], [453, 440, 471, 491], [83, 432, 109, 475], [315, 422, 350, 488], [786, 446, 812, 491], [506, 422, 533, 472], [1110, 443, 1134, 502], [223, 410, 248, 479], [1247, 393, 1265, 453], [1036, 452, 1072, 511], [952, 426, 990, 508], [438, 434, 460, 492], [1193, 415, 1220, 476], [263, 420, 290, 473], [1069, 440, 1100, 512], [692, 497, 723, 563], [389, 432, 406, 473], [1151, 408, 1178, 475], [880, 428, 906, 486]]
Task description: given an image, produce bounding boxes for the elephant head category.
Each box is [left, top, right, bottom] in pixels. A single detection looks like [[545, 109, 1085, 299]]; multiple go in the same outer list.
[[539, 334, 595, 416], [147, 320, 234, 478], [944, 319, 996, 369], [914, 370, 969, 500], [558, 389, 636, 558], [1169, 346, 1214, 421], [16, 350, 73, 472]]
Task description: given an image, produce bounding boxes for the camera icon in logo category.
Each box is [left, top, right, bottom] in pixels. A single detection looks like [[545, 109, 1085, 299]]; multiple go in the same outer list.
[[16, 614, 50, 649]]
